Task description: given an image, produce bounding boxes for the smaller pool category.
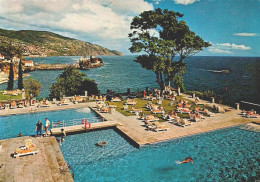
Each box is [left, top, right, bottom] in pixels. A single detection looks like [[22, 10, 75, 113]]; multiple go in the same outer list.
[[0, 108, 102, 140]]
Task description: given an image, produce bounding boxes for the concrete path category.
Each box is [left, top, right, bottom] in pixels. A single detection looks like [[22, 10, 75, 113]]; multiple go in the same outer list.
[[0, 102, 96, 116]]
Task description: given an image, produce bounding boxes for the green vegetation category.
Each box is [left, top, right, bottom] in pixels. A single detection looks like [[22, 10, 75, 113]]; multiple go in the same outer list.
[[0, 28, 122, 57], [7, 63, 14, 90], [129, 8, 211, 92], [49, 67, 99, 99], [0, 91, 22, 100], [24, 77, 42, 99], [0, 44, 20, 60]]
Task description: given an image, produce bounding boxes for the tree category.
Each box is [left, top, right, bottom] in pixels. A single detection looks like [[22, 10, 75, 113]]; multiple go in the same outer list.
[[129, 8, 211, 93], [7, 62, 14, 90], [24, 77, 42, 100], [17, 47, 24, 90], [81, 78, 99, 96], [49, 66, 99, 99], [18, 59, 23, 90]]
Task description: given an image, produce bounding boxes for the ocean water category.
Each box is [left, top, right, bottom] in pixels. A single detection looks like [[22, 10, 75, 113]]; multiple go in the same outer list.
[[0, 108, 101, 140], [60, 127, 260, 182], [0, 56, 259, 110]]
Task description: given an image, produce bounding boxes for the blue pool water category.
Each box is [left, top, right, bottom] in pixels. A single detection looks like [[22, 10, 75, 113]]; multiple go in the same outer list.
[[0, 108, 101, 140], [60, 127, 260, 182]]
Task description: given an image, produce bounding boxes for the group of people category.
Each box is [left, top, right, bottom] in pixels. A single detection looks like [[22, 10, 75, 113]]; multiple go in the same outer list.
[[35, 118, 51, 137]]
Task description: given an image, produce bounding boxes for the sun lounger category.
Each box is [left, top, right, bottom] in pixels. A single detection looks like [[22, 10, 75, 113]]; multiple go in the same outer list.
[[176, 108, 191, 114], [144, 115, 159, 122], [72, 95, 83, 103], [176, 119, 191, 127], [152, 109, 165, 114], [111, 97, 121, 102], [167, 115, 180, 123], [10, 101, 16, 109], [129, 107, 142, 113], [14, 140, 39, 158], [153, 126, 170, 132], [14, 149, 39, 158], [146, 121, 165, 130], [40, 100, 51, 107], [125, 99, 137, 105], [58, 99, 70, 106], [17, 102, 24, 108], [246, 114, 259, 118]]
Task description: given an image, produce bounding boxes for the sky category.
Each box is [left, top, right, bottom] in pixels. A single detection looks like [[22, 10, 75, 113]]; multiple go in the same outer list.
[[0, 0, 259, 56]]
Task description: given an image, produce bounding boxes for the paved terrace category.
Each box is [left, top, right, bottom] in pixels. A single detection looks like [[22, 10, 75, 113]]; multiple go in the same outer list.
[[0, 102, 96, 116], [93, 107, 260, 147], [0, 136, 73, 182]]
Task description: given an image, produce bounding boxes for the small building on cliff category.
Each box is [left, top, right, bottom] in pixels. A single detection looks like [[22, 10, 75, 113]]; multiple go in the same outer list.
[[22, 60, 34, 67]]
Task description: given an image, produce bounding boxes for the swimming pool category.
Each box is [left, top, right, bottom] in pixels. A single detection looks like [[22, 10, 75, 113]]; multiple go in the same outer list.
[[0, 108, 101, 140], [60, 127, 260, 182]]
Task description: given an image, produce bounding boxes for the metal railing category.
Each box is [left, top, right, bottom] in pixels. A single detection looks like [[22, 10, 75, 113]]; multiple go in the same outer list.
[[51, 116, 105, 129]]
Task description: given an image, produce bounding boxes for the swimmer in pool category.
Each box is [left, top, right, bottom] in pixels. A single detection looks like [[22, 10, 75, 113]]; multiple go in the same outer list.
[[177, 157, 193, 164]]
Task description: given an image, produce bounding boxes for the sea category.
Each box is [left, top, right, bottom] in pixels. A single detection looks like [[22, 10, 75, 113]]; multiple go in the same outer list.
[[0, 55, 259, 111]]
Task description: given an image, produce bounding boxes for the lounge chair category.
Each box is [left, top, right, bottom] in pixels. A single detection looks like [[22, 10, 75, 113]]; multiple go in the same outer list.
[[201, 109, 215, 117], [176, 119, 191, 127], [17, 101, 24, 108], [189, 114, 201, 122], [10, 101, 17, 109], [125, 99, 137, 105], [167, 114, 180, 123], [145, 121, 164, 130], [111, 97, 121, 102], [129, 107, 142, 113], [58, 99, 70, 106], [144, 115, 159, 122], [176, 108, 191, 114], [152, 109, 165, 114], [100, 107, 111, 113], [246, 113, 260, 118], [153, 125, 170, 132], [40, 100, 51, 107], [72, 95, 83, 103]]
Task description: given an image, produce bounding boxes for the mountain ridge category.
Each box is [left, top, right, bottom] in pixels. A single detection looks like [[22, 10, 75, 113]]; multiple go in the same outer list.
[[0, 28, 122, 57]]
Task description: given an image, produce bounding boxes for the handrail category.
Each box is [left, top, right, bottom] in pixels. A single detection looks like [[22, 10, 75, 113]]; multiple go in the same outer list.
[[241, 101, 260, 107], [51, 116, 103, 129]]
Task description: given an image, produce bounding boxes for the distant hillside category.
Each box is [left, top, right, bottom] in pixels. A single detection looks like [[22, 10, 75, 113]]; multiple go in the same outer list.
[[0, 28, 122, 57]]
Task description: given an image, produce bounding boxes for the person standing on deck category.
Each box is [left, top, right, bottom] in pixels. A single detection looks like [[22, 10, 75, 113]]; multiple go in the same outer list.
[[35, 120, 43, 137], [45, 118, 50, 136]]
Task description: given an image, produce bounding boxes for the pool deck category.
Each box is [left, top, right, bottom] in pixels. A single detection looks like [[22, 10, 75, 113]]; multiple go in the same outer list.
[[0, 102, 96, 116], [1, 97, 259, 182], [0, 136, 74, 182], [93, 106, 259, 147], [51, 121, 122, 135]]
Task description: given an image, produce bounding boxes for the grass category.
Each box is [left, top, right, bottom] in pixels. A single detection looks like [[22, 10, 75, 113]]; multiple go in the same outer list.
[[106, 96, 206, 122], [0, 91, 22, 101]]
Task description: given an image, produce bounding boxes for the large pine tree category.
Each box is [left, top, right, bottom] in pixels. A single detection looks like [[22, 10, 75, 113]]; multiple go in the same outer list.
[[18, 59, 23, 90], [7, 62, 14, 90]]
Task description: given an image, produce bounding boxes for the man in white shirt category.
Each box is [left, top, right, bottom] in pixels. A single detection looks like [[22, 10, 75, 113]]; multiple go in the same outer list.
[[45, 118, 51, 136]]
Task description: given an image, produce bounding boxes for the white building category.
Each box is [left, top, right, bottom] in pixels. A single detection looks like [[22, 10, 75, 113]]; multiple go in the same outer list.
[[23, 60, 34, 67]]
